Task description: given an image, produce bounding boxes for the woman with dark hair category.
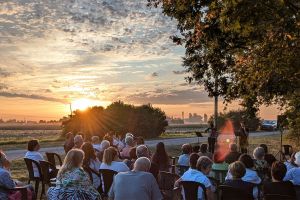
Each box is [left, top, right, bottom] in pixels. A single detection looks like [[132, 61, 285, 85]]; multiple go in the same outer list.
[[64, 132, 74, 153], [81, 142, 101, 189], [24, 139, 44, 177], [151, 142, 170, 171], [226, 154, 261, 185]]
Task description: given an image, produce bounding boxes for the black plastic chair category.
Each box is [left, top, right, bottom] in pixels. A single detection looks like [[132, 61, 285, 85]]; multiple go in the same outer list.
[[265, 194, 296, 200], [24, 158, 43, 198], [181, 181, 206, 200], [176, 165, 189, 176], [45, 152, 63, 167], [40, 160, 58, 199], [219, 185, 253, 200], [99, 169, 118, 197], [159, 171, 180, 199]]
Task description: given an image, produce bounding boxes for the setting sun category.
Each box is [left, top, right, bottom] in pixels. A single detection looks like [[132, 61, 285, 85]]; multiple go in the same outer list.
[[72, 98, 93, 111]]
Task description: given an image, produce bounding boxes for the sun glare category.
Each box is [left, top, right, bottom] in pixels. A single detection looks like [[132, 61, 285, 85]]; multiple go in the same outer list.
[[72, 98, 93, 111]]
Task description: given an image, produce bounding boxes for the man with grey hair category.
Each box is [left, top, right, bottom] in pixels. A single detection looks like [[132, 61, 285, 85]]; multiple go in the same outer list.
[[73, 135, 84, 149], [108, 157, 162, 200], [136, 145, 159, 180], [225, 143, 241, 164]]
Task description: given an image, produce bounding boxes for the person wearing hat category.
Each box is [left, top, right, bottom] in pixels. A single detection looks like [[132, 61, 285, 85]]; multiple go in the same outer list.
[[284, 151, 300, 185]]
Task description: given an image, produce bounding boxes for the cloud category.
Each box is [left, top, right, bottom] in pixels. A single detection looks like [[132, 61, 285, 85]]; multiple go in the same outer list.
[[0, 68, 13, 77], [126, 88, 211, 105], [173, 70, 185, 75], [0, 92, 68, 104], [151, 72, 159, 77]]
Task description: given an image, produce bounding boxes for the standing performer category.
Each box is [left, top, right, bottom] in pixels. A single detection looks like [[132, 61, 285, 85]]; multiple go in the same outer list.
[[208, 123, 218, 154], [239, 122, 249, 154]]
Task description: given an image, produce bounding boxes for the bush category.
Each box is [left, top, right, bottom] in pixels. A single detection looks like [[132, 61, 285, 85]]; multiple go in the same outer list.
[[62, 101, 168, 139]]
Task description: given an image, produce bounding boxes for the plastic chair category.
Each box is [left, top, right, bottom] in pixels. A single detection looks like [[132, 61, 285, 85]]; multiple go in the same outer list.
[[181, 181, 207, 200], [265, 194, 296, 200], [45, 152, 63, 167], [176, 165, 189, 176], [24, 158, 43, 198], [99, 169, 118, 197], [159, 171, 180, 199], [219, 185, 253, 200], [40, 160, 58, 199]]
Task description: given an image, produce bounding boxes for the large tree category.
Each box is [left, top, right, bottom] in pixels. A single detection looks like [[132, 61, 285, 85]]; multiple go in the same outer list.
[[148, 0, 300, 132]]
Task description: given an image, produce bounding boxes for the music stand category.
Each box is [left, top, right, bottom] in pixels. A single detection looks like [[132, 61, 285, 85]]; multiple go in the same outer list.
[[275, 115, 288, 161], [275, 127, 285, 161]]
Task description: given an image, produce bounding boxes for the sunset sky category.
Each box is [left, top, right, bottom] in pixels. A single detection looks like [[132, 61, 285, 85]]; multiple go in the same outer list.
[[0, 0, 280, 121]]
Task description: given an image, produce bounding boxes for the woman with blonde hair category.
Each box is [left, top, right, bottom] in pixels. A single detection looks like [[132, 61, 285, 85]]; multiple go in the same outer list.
[[47, 149, 101, 200], [100, 147, 129, 172]]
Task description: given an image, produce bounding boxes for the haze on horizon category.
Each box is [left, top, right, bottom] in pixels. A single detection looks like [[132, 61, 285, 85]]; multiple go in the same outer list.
[[0, 0, 280, 121]]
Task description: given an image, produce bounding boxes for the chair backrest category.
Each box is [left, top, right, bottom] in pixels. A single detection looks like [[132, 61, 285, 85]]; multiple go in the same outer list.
[[40, 160, 55, 184], [265, 194, 295, 200], [83, 166, 101, 184], [46, 152, 62, 166], [212, 169, 228, 183], [99, 169, 118, 195], [176, 165, 189, 176], [159, 171, 180, 190], [282, 145, 293, 156], [219, 185, 253, 200], [169, 156, 177, 165], [24, 158, 42, 180], [181, 181, 206, 200]]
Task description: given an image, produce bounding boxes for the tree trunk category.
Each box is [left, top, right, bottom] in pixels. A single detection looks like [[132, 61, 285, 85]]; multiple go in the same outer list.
[[214, 95, 218, 129]]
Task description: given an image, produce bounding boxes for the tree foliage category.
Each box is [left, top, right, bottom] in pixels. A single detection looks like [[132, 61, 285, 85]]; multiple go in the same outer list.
[[208, 109, 260, 132], [62, 101, 168, 139], [148, 0, 300, 136]]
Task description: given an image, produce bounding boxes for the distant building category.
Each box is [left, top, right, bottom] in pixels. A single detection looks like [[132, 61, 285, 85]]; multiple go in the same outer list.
[[167, 116, 184, 125], [186, 113, 203, 124], [204, 114, 208, 123]]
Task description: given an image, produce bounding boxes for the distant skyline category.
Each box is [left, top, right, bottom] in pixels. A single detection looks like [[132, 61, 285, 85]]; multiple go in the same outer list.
[[0, 1, 281, 121]]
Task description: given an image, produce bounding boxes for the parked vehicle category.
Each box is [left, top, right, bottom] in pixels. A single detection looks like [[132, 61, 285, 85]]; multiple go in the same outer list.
[[260, 120, 277, 131]]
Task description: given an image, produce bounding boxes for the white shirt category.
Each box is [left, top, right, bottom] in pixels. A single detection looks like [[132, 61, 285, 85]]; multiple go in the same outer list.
[[181, 168, 211, 200], [100, 161, 129, 173], [89, 158, 101, 188], [24, 151, 44, 177], [178, 154, 190, 166], [92, 144, 101, 152]]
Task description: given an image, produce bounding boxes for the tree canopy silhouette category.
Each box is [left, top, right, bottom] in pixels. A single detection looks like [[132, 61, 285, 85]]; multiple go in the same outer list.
[[62, 101, 168, 139]]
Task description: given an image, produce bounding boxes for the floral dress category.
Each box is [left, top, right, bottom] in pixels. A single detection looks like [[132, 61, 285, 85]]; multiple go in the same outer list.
[[47, 168, 101, 200]]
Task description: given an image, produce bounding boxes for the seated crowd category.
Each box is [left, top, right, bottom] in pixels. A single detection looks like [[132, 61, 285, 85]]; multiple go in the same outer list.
[[1, 132, 300, 200]]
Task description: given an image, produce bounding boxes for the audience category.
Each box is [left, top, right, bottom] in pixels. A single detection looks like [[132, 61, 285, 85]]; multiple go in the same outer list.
[[264, 161, 296, 198], [225, 143, 241, 164], [0, 151, 33, 200], [259, 144, 276, 166], [120, 136, 135, 159], [47, 149, 100, 200], [63, 132, 74, 153], [100, 147, 129, 172], [135, 136, 145, 145], [73, 135, 84, 149], [91, 136, 101, 152], [108, 157, 162, 200], [103, 133, 114, 148], [175, 155, 214, 200], [284, 151, 300, 185], [24, 139, 44, 177], [253, 147, 269, 171], [178, 144, 192, 166], [285, 152, 298, 171], [224, 161, 256, 199], [97, 140, 110, 161], [226, 154, 261, 185], [81, 142, 101, 189], [192, 145, 200, 153], [151, 142, 170, 171], [124, 147, 137, 169], [212, 151, 229, 171], [136, 145, 159, 180], [198, 144, 213, 159]]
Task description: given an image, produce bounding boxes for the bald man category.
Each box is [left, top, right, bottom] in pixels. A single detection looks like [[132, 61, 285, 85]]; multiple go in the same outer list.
[[108, 157, 162, 200]]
